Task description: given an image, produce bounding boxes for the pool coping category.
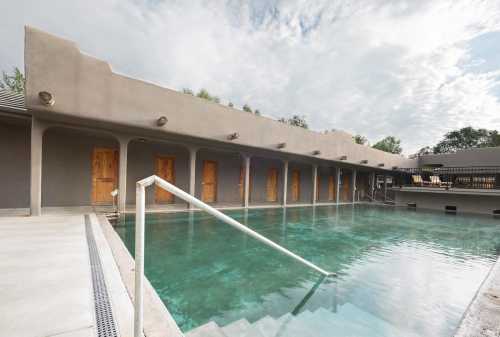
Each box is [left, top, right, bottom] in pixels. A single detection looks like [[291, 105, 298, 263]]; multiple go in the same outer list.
[[98, 214, 184, 337], [454, 253, 500, 337]]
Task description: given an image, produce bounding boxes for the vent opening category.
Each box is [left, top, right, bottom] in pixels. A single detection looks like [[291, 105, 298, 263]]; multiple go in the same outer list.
[[493, 209, 500, 216], [407, 203, 417, 208], [445, 205, 457, 213]]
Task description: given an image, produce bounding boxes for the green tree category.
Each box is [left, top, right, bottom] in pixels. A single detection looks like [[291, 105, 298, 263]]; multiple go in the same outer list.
[[228, 102, 234, 108], [278, 115, 308, 129], [1, 67, 25, 94], [372, 136, 402, 154], [254, 109, 261, 115], [182, 88, 194, 95], [432, 127, 495, 154], [242, 104, 253, 113], [196, 88, 220, 103], [353, 134, 368, 145]]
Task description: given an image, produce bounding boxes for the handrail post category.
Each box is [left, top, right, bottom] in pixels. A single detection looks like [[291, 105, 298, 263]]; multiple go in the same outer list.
[[134, 183, 146, 337]]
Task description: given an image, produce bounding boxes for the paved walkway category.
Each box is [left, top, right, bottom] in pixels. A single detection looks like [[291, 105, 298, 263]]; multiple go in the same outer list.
[[0, 215, 96, 337]]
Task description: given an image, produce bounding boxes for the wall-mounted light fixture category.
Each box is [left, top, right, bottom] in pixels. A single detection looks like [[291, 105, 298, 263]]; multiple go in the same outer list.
[[378, 163, 385, 167], [138, 138, 147, 143], [360, 159, 368, 164], [392, 166, 398, 170], [312, 150, 321, 155], [157, 116, 168, 127], [277, 142, 286, 149], [38, 91, 55, 106], [227, 132, 239, 140], [339, 155, 347, 160]]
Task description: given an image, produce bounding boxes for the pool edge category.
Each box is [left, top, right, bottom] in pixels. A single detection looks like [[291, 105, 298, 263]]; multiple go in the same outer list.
[[454, 254, 500, 337]]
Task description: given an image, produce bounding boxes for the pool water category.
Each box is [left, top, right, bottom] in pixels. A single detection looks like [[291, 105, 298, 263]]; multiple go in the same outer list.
[[114, 205, 500, 336]]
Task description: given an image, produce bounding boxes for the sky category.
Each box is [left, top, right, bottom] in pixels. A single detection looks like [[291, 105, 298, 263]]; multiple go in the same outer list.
[[1, 0, 500, 154]]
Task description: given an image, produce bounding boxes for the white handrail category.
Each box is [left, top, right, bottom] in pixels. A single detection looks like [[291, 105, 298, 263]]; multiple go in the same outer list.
[[134, 175, 333, 337]]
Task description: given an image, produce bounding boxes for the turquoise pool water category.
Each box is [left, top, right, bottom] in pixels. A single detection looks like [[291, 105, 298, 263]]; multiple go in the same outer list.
[[114, 205, 500, 336]]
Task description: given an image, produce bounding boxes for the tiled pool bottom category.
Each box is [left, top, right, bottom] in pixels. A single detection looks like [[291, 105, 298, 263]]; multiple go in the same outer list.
[[114, 205, 500, 336]]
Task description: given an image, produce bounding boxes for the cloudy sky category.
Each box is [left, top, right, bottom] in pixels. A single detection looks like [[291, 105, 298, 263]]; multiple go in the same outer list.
[[2, 0, 500, 154]]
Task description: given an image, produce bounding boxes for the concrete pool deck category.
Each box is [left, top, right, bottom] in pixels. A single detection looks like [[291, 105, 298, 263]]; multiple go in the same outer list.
[[0, 213, 136, 337]]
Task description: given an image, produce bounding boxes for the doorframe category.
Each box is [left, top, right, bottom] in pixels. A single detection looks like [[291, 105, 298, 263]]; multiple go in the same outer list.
[[266, 167, 279, 202], [291, 169, 301, 202]]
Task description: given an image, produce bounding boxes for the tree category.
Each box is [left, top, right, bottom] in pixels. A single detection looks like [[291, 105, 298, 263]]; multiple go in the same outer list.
[[278, 115, 308, 129], [228, 102, 234, 108], [372, 136, 402, 154], [254, 109, 261, 115], [432, 127, 495, 154], [182, 88, 194, 95], [196, 88, 220, 103], [353, 134, 368, 145], [1, 67, 25, 94], [242, 104, 253, 113]]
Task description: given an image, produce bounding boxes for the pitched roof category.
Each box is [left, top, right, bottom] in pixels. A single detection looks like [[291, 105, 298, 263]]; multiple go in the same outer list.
[[0, 89, 26, 112]]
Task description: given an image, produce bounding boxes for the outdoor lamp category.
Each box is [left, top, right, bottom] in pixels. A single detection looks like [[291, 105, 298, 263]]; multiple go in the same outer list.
[[38, 91, 55, 106], [228, 132, 239, 140], [360, 160, 368, 164], [157, 116, 168, 126]]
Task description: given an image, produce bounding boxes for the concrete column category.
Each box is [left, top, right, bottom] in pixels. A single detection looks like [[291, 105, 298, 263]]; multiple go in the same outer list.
[[188, 147, 197, 208], [352, 169, 357, 203], [335, 168, 341, 204], [312, 165, 318, 205], [30, 117, 46, 216], [383, 175, 388, 201], [282, 160, 289, 207], [118, 137, 129, 213], [243, 155, 251, 208], [371, 172, 376, 201]]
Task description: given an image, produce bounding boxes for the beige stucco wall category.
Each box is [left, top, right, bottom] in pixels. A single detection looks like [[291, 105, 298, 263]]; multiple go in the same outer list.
[[24, 26, 417, 171]]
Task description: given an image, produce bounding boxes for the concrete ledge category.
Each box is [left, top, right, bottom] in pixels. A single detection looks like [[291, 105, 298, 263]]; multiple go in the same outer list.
[[98, 214, 184, 337], [392, 187, 500, 197], [455, 256, 500, 337]]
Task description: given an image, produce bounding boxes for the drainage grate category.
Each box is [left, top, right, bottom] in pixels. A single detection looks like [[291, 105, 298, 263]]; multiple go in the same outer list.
[[85, 214, 119, 337]]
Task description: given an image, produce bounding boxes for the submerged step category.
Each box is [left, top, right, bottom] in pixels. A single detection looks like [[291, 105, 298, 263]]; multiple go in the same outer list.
[[186, 321, 227, 337], [221, 318, 251, 337]]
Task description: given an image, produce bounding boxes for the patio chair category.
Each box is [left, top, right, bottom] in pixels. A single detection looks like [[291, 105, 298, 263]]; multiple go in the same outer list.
[[430, 175, 452, 188], [411, 175, 428, 186]]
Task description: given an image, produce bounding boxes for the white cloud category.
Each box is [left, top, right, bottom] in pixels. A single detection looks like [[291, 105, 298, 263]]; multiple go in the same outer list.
[[1, 0, 500, 154]]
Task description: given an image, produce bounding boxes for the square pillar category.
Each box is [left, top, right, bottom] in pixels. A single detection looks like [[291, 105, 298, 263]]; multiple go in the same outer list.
[[384, 175, 388, 201], [282, 160, 289, 207], [335, 168, 341, 204], [352, 169, 357, 203], [30, 117, 46, 216], [188, 147, 197, 208], [243, 156, 251, 208], [371, 172, 376, 201], [118, 137, 129, 213], [312, 165, 318, 205]]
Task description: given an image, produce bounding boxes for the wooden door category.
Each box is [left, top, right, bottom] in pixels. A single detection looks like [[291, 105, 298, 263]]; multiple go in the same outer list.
[[155, 156, 175, 203], [341, 172, 351, 202], [291, 169, 300, 202], [267, 168, 278, 202], [328, 175, 336, 201], [202, 160, 217, 202], [92, 147, 118, 204]]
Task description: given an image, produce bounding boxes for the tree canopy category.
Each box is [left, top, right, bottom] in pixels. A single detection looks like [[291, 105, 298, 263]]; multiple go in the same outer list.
[[278, 115, 309, 129], [353, 134, 368, 145], [372, 136, 402, 154], [1, 67, 25, 94], [432, 127, 500, 154]]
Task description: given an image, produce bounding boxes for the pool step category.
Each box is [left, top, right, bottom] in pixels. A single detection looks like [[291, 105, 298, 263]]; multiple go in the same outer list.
[[186, 302, 417, 337]]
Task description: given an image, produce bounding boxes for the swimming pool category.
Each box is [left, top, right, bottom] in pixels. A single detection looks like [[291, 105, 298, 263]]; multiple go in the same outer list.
[[114, 205, 500, 336]]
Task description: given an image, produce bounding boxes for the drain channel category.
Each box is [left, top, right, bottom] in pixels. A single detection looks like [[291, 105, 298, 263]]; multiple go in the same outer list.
[[85, 214, 119, 337]]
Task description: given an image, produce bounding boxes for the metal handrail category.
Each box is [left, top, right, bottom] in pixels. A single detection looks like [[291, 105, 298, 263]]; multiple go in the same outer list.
[[134, 175, 333, 337]]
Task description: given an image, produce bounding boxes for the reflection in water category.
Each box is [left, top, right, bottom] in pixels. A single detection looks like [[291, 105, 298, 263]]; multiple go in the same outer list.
[[115, 205, 500, 336]]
